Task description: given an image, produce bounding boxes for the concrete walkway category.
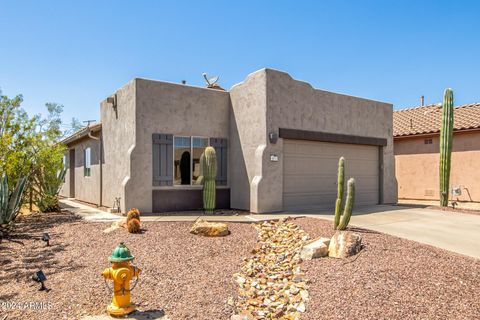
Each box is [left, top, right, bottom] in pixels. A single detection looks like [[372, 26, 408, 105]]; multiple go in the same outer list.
[[59, 199, 303, 223], [60, 198, 122, 221], [298, 205, 480, 259]]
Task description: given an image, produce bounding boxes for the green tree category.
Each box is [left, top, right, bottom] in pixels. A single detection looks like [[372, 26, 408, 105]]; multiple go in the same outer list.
[[0, 93, 40, 187], [1, 91, 68, 216]]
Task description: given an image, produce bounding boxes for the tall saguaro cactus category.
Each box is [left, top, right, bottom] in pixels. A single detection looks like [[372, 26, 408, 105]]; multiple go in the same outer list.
[[202, 146, 217, 214], [333, 157, 345, 229], [439, 88, 454, 207]]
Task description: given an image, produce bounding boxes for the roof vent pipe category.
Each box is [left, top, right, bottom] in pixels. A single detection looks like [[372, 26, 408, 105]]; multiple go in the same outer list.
[[421, 95, 425, 106]]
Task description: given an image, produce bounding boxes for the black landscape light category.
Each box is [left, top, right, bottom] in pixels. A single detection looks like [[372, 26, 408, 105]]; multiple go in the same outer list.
[[42, 233, 50, 246], [32, 270, 49, 291]]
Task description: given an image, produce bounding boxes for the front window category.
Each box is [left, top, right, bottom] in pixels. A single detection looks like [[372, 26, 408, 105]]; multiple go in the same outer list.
[[174, 137, 191, 185], [84, 148, 91, 177], [174, 136, 209, 185], [192, 137, 208, 185]]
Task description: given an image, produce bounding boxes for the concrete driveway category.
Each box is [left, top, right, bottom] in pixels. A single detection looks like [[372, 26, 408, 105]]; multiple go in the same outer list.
[[296, 205, 480, 259]]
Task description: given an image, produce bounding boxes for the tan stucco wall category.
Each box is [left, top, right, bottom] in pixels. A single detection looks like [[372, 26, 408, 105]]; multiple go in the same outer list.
[[100, 80, 136, 211], [229, 70, 268, 211], [395, 130, 480, 202], [230, 69, 396, 213], [129, 79, 231, 213], [60, 136, 101, 204]]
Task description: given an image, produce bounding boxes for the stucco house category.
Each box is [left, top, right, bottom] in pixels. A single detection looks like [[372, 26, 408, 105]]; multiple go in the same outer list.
[[60, 68, 396, 214], [394, 103, 480, 203]]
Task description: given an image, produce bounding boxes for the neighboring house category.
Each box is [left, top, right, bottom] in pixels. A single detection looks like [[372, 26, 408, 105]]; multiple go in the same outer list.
[[60, 68, 396, 213], [394, 103, 480, 203]]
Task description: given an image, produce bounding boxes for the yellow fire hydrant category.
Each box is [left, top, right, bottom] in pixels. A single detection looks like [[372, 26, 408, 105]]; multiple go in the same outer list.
[[102, 242, 141, 317]]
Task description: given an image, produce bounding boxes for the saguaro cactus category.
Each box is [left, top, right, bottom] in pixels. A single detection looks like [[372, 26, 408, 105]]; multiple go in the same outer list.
[[337, 178, 355, 230], [202, 146, 217, 214], [333, 157, 356, 230], [333, 157, 345, 229], [439, 88, 454, 207]]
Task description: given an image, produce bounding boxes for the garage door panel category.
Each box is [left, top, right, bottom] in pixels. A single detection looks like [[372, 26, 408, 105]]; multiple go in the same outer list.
[[283, 140, 379, 211], [283, 175, 336, 193], [284, 156, 338, 174]]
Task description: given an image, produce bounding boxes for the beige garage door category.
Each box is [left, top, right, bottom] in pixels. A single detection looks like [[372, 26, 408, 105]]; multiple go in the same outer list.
[[283, 139, 379, 211]]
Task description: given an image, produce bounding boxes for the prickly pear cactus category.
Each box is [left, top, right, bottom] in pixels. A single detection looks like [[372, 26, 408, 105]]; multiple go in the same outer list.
[[202, 147, 217, 214]]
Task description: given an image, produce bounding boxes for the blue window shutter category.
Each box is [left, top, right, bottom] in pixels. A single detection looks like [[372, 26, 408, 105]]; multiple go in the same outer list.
[[210, 138, 227, 185], [153, 134, 173, 186]]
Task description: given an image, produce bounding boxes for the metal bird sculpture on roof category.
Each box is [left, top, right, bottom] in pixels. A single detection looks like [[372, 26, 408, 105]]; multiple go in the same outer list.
[[202, 73, 220, 87]]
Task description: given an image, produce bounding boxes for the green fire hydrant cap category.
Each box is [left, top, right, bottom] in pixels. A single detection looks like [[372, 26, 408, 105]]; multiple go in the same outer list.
[[109, 242, 135, 262]]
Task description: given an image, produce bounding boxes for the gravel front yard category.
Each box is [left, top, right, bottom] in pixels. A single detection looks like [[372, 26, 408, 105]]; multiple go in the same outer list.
[[1, 212, 479, 320]]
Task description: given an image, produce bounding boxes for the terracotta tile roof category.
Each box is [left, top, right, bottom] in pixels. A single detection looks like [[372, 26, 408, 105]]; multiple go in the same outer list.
[[393, 103, 480, 137]]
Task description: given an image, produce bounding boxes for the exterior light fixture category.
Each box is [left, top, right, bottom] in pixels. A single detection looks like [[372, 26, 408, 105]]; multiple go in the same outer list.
[[269, 132, 278, 144], [32, 270, 49, 291], [42, 233, 50, 246]]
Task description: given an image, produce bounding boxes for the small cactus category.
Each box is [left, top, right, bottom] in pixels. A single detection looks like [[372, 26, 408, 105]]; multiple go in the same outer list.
[[127, 208, 140, 222], [337, 178, 355, 230], [333, 157, 345, 230], [202, 146, 217, 214], [127, 218, 141, 233]]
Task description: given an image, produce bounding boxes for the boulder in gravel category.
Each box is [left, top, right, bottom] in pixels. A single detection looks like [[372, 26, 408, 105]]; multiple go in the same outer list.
[[328, 231, 363, 258], [190, 219, 230, 237], [300, 237, 331, 260]]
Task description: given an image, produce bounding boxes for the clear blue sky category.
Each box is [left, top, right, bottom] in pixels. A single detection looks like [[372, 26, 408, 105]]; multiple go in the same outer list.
[[1, 1, 479, 127]]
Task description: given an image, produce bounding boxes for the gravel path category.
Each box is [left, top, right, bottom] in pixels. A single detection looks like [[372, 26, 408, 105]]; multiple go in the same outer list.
[[233, 220, 310, 319], [1, 213, 479, 320]]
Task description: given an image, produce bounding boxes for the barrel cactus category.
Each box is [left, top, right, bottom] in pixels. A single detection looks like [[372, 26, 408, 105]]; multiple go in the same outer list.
[[127, 208, 140, 222], [125, 208, 141, 233], [333, 157, 345, 229], [202, 146, 217, 214], [439, 88, 454, 207], [127, 218, 141, 233]]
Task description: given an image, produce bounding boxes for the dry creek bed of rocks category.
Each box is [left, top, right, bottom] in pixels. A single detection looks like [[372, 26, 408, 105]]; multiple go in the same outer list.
[[0, 211, 479, 320]]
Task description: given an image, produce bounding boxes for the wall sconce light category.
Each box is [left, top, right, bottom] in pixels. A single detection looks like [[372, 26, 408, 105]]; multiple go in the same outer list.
[[269, 132, 278, 144]]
